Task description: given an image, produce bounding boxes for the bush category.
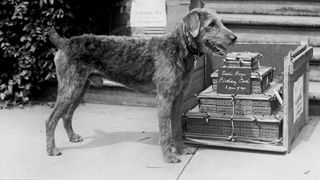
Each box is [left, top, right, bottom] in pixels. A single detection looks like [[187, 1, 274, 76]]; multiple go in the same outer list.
[[0, 0, 126, 108], [0, 0, 72, 108]]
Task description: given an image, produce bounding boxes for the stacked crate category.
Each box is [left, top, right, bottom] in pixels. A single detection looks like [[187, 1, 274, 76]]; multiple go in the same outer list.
[[184, 52, 283, 142]]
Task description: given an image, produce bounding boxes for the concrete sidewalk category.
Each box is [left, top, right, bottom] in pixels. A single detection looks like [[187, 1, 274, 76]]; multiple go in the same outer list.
[[0, 103, 320, 180]]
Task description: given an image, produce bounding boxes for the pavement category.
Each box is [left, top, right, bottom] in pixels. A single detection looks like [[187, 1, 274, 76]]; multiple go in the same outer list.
[[0, 103, 320, 180]]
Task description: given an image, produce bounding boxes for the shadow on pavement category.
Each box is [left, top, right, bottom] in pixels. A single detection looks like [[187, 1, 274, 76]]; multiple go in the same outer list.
[[60, 129, 159, 151], [290, 116, 320, 151]]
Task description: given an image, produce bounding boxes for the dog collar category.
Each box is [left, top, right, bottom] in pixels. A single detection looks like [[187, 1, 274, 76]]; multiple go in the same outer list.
[[182, 26, 203, 57], [186, 40, 203, 57]]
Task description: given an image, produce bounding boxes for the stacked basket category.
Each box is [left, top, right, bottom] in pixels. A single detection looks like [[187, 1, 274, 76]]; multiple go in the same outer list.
[[184, 52, 283, 142]]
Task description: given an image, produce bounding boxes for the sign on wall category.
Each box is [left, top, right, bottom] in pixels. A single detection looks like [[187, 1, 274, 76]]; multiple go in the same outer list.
[[217, 67, 252, 95], [130, 0, 167, 27], [293, 75, 304, 123]]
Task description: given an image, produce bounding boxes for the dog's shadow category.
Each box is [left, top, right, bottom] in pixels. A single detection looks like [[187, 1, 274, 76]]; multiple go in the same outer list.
[[60, 129, 159, 151]]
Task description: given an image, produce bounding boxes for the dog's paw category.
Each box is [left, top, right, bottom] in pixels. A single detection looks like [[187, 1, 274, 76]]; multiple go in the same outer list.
[[47, 148, 62, 156], [70, 134, 83, 143], [164, 154, 181, 163]]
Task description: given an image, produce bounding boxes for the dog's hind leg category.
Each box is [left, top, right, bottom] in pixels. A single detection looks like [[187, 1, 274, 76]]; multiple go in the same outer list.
[[171, 92, 197, 155], [46, 97, 72, 156], [62, 80, 90, 143], [46, 74, 88, 156], [157, 94, 181, 163]]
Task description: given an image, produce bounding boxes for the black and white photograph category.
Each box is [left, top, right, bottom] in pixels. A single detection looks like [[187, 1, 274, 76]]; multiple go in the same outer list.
[[1, 0, 320, 179]]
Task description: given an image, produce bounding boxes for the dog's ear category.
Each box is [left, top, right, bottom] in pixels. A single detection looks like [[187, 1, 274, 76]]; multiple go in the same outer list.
[[183, 11, 200, 38]]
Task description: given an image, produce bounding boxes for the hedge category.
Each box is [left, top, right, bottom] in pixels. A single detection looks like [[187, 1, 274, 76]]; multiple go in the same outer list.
[[0, 0, 122, 108]]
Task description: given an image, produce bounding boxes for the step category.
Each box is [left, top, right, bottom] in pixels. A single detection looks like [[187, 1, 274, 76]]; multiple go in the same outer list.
[[83, 82, 320, 115], [310, 48, 320, 82], [217, 13, 320, 46], [309, 81, 320, 115], [83, 86, 157, 107], [217, 13, 320, 66], [311, 48, 320, 63], [206, 0, 320, 16], [222, 14, 320, 28], [86, 79, 320, 102], [310, 64, 320, 82], [309, 81, 320, 101], [84, 72, 320, 115], [213, 13, 320, 82]]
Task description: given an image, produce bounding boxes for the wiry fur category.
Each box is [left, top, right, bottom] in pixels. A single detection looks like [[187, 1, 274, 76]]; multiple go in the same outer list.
[[46, 8, 237, 163]]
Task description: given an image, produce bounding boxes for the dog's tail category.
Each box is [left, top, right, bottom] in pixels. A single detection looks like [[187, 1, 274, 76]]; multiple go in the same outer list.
[[48, 28, 66, 49]]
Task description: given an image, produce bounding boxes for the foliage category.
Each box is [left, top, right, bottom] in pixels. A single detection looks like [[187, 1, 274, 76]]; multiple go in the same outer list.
[[0, 0, 71, 108], [0, 0, 126, 108]]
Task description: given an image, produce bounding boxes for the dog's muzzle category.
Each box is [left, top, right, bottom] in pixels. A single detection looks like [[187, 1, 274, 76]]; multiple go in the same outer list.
[[204, 40, 228, 56]]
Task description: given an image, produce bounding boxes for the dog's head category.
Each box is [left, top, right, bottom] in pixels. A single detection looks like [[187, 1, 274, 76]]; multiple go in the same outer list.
[[183, 8, 237, 56]]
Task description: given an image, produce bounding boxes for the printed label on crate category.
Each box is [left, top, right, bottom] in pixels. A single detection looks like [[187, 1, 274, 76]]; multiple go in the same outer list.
[[293, 75, 304, 123], [217, 67, 252, 94]]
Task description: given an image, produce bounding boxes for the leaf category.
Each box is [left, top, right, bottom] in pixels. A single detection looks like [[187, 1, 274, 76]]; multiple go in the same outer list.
[[0, 84, 6, 90], [30, 45, 36, 52], [16, 77, 21, 85], [4, 90, 10, 96], [8, 85, 13, 94], [23, 96, 29, 103], [20, 70, 28, 76], [49, 0, 54, 5], [0, 93, 6, 100], [45, 73, 52, 80], [25, 83, 31, 90], [8, 79, 14, 85], [4, 100, 11, 108], [20, 36, 26, 42], [16, 91, 23, 98]]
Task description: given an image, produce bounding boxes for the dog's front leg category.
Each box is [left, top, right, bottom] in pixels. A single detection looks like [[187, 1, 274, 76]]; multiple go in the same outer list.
[[157, 94, 181, 163], [171, 92, 197, 155]]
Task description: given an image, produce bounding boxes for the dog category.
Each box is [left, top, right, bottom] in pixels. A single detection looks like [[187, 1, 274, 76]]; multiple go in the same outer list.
[[46, 8, 237, 163]]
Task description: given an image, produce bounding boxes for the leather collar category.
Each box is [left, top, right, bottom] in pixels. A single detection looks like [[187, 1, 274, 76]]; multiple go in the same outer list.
[[182, 26, 203, 57]]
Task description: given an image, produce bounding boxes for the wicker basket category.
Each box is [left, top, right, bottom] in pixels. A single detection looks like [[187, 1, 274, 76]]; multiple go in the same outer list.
[[185, 111, 282, 141], [211, 66, 275, 94], [198, 83, 280, 117], [224, 52, 262, 71]]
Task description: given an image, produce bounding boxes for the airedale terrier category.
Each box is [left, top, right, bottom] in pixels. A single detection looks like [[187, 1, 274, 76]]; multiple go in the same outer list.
[[47, 8, 237, 163]]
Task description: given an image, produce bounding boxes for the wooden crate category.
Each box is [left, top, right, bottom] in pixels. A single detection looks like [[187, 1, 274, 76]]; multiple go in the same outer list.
[[183, 43, 312, 153], [211, 66, 275, 94]]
